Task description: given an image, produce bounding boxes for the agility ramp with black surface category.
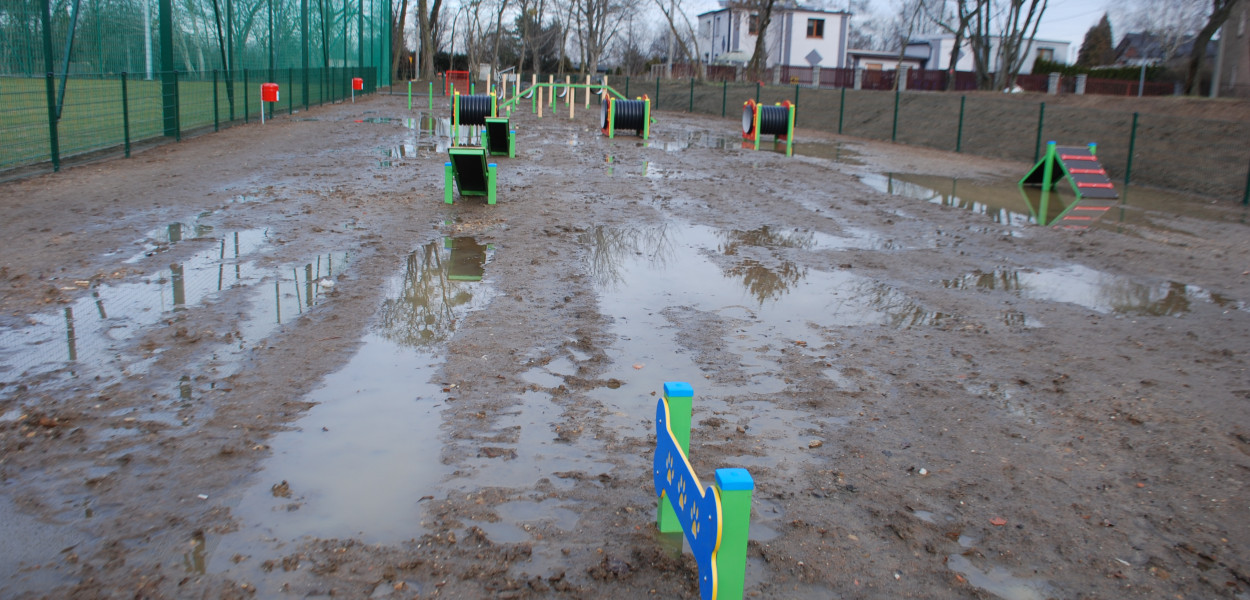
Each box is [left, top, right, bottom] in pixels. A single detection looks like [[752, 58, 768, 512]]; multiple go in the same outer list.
[[1020, 141, 1119, 228], [443, 147, 497, 205]]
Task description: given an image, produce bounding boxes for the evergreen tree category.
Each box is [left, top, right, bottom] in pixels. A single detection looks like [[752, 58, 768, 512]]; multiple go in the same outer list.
[[1077, 14, 1115, 67]]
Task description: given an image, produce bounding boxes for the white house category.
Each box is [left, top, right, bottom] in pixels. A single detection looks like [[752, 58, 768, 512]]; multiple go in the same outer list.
[[697, 1, 850, 70], [905, 34, 1070, 74]]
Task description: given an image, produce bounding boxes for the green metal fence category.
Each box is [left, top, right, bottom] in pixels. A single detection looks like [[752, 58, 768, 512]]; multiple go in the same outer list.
[[1, 67, 376, 172], [636, 78, 1250, 203]]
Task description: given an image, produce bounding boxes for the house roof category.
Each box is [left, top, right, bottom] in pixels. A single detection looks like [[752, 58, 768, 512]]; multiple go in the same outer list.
[[698, 2, 850, 18], [1115, 31, 1216, 62]]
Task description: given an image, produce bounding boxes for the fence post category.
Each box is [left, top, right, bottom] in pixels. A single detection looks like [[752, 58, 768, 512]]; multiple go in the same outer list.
[[38, 72, 56, 171], [1124, 112, 1139, 187], [838, 86, 845, 135], [121, 72, 132, 158], [244, 69, 250, 123], [891, 88, 900, 142], [755, 80, 760, 105], [1075, 74, 1087, 95], [289, 67, 294, 115], [956, 95, 965, 153], [1033, 102, 1045, 163], [794, 83, 800, 110], [213, 70, 219, 131], [721, 80, 727, 117], [173, 70, 181, 141]]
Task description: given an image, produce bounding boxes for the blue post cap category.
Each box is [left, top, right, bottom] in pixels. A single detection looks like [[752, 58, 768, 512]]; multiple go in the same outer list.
[[488, 163, 497, 168], [663, 381, 693, 398], [445, 161, 452, 166], [716, 468, 754, 492], [1047, 140, 1056, 146]]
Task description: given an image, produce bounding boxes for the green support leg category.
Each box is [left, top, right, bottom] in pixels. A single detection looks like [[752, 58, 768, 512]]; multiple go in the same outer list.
[[1039, 142, 1056, 224], [444, 161, 454, 204], [786, 104, 795, 157], [753, 106, 761, 152], [715, 468, 755, 600], [508, 130, 516, 158], [643, 100, 651, 140], [487, 163, 497, 205], [657, 382, 692, 534]]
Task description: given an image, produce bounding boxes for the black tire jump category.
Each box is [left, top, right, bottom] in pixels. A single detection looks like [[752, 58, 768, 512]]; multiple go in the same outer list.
[[601, 96, 651, 139]]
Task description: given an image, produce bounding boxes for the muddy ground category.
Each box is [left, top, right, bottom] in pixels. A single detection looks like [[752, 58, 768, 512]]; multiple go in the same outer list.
[[1, 91, 1249, 599]]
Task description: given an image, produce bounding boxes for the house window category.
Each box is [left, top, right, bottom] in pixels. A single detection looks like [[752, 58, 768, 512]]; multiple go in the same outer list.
[[1036, 47, 1054, 62], [807, 18, 824, 39], [748, 14, 759, 35], [866, 63, 883, 70]]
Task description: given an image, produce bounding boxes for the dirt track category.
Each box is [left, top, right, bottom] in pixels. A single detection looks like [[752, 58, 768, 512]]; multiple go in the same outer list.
[[1, 91, 1249, 599]]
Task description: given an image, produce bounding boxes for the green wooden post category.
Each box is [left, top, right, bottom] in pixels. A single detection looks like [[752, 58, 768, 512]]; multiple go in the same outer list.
[[443, 161, 454, 204], [487, 162, 497, 205], [643, 98, 651, 140], [1033, 102, 1045, 163], [955, 95, 965, 153], [1039, 141, 1056, 224], [408, 80, 412, 110], [891, 88, 899, 142], [786, 103, 795, 157], [121, 72, 132, 157], [838, 86, 845, 135], [429, 81, 433, 110], [721, 80, 727, 117], [657, 382, 693, 534], [1124, 112, 1138, 187], [714, 468, 755, 600]]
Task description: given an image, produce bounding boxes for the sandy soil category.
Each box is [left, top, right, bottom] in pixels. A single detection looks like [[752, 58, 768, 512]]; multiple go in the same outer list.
[[1, 91, 1249, 599]]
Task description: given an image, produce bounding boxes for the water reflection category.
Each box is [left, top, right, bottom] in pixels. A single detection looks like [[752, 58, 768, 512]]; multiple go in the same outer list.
[[581, 221, 943, 329], [943, 266, 1247, 316], [861, 173, 1034, 226], [376, 237, 493, 347], [791, 142, 865, 165]]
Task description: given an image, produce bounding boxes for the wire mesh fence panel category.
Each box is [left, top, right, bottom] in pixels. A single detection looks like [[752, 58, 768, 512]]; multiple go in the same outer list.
[[0, 77, 54, 169], [956, 95, 1045, 164], [1133, 113, 1250, 198], [894, 92, 962, 152], [836, 89, 895, 141]]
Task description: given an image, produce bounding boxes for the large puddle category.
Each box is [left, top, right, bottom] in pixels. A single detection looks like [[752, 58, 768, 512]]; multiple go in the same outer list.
[[207, 236, 495, 585], [0, 222, 350, 399], [577, 220, 910, 465], [943, 264, 1247, 316]]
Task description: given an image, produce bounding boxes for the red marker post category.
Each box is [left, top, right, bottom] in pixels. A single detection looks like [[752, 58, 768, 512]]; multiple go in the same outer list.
[[261, 83, 279, 124], [351, 77, 363, 102]]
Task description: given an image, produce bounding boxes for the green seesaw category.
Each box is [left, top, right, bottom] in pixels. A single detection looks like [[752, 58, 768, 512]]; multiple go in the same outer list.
[[654, 381, 754, 600]]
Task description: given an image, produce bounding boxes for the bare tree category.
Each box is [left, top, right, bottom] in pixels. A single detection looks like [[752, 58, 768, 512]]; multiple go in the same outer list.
[[1182, 0, 1237, 93], [650, 0, 702, 78], [570, 0, 633, 74], [924, 0, 985, 90], [417, 0, 445, 78], [969, 0, 1047, 90], [1111, 0, 1207, 62]]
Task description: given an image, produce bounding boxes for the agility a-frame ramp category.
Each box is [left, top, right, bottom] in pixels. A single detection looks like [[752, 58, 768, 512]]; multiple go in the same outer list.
[[1020, 141, 1119, 229]]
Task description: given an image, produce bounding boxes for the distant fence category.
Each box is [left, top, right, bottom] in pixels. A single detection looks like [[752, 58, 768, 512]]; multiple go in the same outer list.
[[630, 77, 1250, 201], [0, 67, 376, 176], [657, 64, 1178, 97]]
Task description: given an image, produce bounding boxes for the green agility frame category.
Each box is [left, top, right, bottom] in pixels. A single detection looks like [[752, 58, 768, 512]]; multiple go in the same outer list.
[[482, 117, 516, 157], [443, 147, 497, 205], [1020, 141, 1119, 227], [653, 381, 754, 599]]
